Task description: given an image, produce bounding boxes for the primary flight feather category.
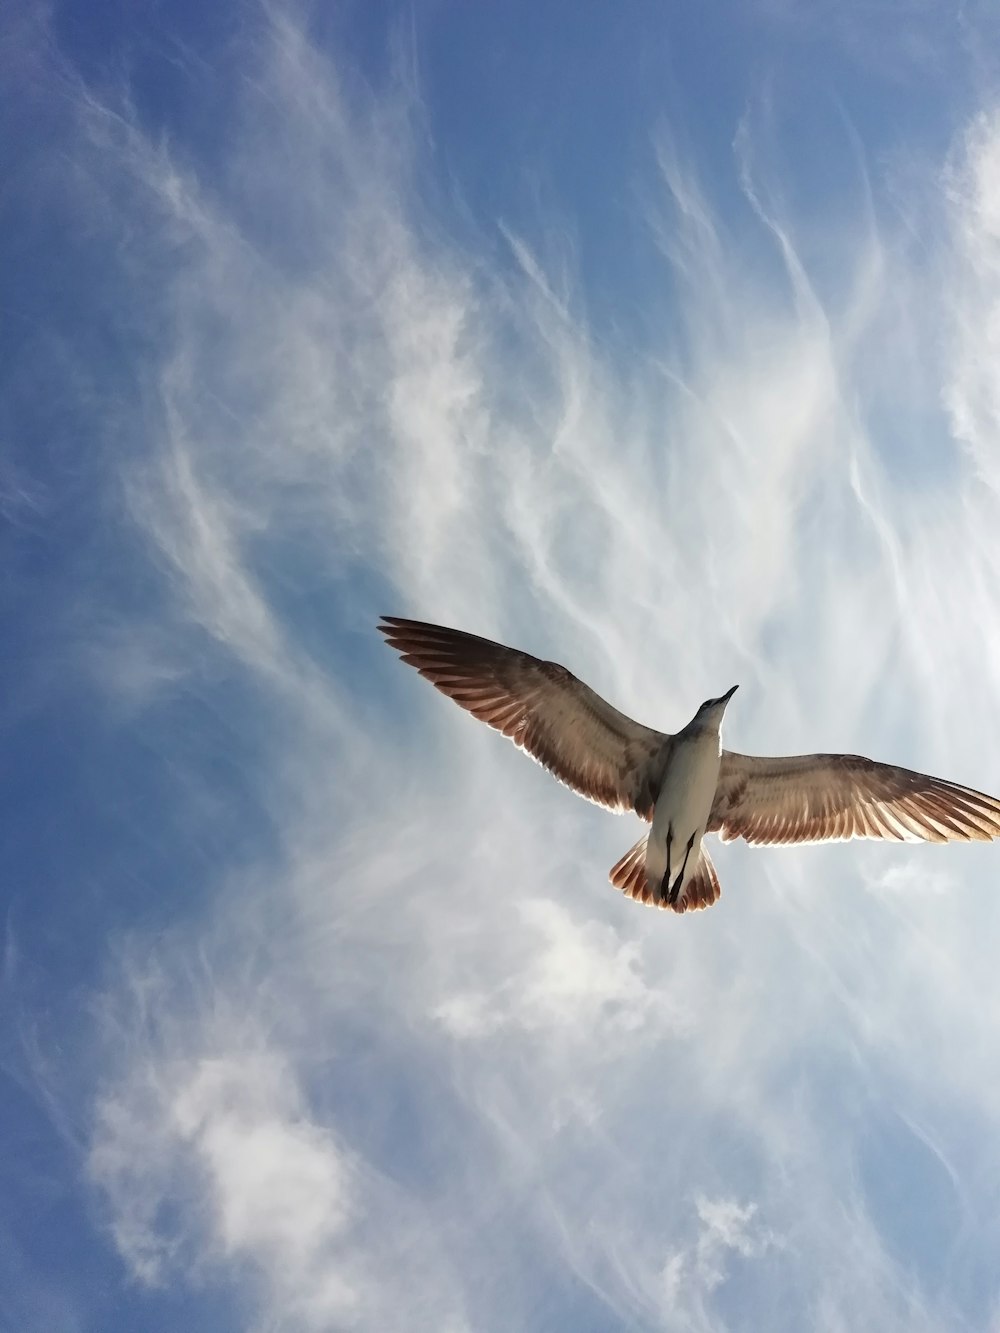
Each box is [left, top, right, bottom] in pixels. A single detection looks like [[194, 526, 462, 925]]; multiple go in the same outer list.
[[379, 617, 1000, 913]]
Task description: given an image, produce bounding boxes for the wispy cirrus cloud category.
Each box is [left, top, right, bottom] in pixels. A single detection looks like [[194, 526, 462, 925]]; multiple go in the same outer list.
[[7, 3, 1000, 1330]]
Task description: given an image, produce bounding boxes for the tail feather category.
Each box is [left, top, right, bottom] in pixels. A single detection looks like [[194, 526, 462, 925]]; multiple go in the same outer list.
[[684, 846, 722, 912], [609, 834, 722, 913], [609, 833, 651, 901]]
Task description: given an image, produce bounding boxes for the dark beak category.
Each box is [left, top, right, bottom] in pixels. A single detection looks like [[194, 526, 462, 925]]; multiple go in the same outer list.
[[719, 685, 739, 704]]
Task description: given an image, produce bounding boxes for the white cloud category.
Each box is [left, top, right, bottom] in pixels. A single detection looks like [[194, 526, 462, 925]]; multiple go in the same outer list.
[[91, 1045, 362, 1326], [171, 1056, 354, 1305], [434, 896, 691, 1042], [945, 110, 1000, 491], [659, 1195, 781, 1330], [87, 948, 472, 1331]]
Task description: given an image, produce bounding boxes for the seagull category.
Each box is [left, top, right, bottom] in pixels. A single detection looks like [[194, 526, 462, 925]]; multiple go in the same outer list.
[[378, 617, 1000, 913]]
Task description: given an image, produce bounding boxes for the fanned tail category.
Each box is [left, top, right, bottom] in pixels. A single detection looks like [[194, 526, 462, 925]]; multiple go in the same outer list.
[[609, 835, 722, 914]]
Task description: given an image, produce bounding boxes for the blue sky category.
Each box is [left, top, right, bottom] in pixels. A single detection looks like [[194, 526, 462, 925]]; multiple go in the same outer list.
[[6, 1, 1000, 1329]]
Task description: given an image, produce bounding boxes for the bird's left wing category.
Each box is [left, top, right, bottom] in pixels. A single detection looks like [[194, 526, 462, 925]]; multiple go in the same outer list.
[[379, 617, 668, 817], [710, 751, 1000, 845]]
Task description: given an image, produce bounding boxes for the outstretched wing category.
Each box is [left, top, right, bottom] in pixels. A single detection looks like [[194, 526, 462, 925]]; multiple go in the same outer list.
[[379, 617, 668, 818], [710, 751, 1000, 846]]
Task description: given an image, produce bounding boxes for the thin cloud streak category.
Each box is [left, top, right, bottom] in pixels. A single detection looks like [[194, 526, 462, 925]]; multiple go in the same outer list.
[[10, 5, 1000, 1330]]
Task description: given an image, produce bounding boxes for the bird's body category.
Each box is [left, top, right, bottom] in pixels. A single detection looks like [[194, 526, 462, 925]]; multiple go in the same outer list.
[[379, 616, 1000, 913], [645, 709, 727, 905]]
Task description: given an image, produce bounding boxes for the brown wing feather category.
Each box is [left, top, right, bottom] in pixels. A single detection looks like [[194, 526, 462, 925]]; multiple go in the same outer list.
[[379, 617, 668, 817], [710, 751, 1000, 846]]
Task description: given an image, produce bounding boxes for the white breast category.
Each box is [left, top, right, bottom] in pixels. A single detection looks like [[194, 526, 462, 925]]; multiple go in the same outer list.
[[645, 732, 723, 897]]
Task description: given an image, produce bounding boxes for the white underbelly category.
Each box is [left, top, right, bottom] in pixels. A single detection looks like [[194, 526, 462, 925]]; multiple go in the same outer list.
[[646, 737, 722, 893]]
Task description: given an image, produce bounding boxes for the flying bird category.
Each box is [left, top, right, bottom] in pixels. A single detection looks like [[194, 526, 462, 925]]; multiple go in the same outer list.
[[379, 617, 1000, 913]]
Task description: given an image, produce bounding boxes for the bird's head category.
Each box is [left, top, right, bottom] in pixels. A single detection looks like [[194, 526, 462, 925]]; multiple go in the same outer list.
[[696, 684, 739, 729]]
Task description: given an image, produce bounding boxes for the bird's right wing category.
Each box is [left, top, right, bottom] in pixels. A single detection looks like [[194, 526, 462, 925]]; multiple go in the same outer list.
[[710, 751, 1000, 845], [379, 617, 669, 818]]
